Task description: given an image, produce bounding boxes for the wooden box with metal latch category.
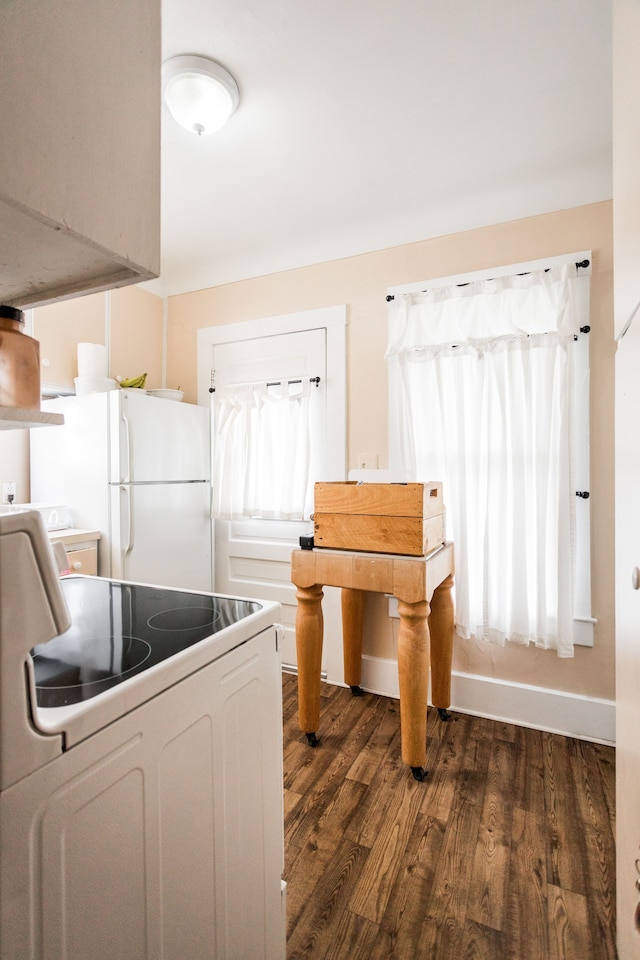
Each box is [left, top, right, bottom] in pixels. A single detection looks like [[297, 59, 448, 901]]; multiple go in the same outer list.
[[312, 481, 444, 556]]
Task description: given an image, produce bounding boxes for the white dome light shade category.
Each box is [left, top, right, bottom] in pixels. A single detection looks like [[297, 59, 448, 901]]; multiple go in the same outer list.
[[162, 56, 240, 136]]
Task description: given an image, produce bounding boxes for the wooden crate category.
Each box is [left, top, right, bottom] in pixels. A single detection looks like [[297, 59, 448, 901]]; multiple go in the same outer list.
[[313, 481, 444, 556]]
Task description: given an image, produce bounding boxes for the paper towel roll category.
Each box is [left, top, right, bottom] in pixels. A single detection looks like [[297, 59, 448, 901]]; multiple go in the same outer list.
[[77, 343, 108, 379]]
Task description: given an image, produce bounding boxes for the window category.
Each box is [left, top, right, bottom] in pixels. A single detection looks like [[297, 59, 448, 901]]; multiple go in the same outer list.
[[387, 254, 592, 657]]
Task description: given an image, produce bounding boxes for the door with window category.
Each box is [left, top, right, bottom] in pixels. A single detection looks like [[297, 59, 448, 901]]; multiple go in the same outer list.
[[197, 307, 346, 674]]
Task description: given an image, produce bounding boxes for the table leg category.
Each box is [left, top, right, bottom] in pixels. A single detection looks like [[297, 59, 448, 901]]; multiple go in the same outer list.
[[396, 598, 430, 777], [341, 588, 365, 694], [295, 583, 324, 743], [428, 573, 454, 715]]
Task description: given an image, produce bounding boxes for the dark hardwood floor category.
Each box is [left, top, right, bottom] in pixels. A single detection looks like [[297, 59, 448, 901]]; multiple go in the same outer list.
[[282, 672, 617, 960]]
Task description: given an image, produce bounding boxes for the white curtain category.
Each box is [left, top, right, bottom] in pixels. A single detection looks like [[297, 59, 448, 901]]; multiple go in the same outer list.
[[211, 379, 313, 520], [387, 264, 580, 657]]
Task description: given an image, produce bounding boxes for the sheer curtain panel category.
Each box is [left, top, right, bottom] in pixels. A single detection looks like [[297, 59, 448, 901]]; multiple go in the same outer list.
[[386, 264, 581, 657], [211, 379, 313, 520]]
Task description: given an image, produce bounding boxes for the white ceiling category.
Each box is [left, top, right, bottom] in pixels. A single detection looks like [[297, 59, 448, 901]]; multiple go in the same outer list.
[[152, 0, 612, 298]]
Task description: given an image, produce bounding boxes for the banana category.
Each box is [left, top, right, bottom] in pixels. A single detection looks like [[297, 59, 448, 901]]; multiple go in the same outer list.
[[119, 373, 147, 389]]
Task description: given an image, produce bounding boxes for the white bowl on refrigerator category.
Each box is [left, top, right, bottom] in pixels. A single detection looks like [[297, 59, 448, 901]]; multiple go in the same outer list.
[[74, 376, 118, 395], [147, 389, 184, 401]]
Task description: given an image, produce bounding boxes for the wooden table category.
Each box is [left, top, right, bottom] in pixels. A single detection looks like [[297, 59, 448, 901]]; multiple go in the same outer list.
[[290, 542, 454, 780]]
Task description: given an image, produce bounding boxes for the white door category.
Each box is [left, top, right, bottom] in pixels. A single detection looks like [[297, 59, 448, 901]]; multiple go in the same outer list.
[[616, 311, 640, 959], [212, 330, 323, 669], [614, 4, 640, 953], [198, 306, 346, 677]]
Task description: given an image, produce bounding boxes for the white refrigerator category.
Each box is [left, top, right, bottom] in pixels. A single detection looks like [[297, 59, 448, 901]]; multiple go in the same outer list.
[[30, 391, 213, 591]]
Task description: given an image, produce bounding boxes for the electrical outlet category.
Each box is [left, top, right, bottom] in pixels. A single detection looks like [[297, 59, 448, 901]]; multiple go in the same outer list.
[[2, 481, 16, 503], [357, 454, 379, 470]]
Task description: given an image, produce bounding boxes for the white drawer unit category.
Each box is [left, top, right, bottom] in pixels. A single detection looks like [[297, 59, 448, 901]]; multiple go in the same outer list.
[[65, 547, 98, 576], [47, 529, 100, 577]]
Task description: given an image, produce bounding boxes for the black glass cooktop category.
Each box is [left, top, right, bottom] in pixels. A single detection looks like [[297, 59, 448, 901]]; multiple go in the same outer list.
[[30, 576, 261, 708]]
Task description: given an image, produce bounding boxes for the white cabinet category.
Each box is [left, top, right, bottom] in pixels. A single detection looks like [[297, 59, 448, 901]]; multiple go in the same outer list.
[[1, 626, 286, 960], [47, 529, 101, 576], [0, 0, 161, 308]]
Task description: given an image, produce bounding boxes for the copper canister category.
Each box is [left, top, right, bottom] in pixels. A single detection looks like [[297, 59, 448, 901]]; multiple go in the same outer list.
[[0, 305, 41, 410]]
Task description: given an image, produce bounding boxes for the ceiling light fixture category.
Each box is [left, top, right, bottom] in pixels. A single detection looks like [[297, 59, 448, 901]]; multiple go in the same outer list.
[[162, 55, 240, 136]]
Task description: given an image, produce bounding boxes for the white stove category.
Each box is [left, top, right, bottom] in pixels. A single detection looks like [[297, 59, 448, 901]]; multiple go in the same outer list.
[[0, 508, 286, 960]]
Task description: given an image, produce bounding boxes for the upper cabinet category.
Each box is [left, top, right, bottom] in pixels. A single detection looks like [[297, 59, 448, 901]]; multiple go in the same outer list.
[[0, 0, 161, 308]]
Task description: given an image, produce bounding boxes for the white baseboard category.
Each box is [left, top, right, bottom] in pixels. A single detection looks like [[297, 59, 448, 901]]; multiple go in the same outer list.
[[356, 654, 615, 746]]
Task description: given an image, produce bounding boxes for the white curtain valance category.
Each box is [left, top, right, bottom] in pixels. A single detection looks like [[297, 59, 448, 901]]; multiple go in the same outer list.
[[386, 263, 579, 357]]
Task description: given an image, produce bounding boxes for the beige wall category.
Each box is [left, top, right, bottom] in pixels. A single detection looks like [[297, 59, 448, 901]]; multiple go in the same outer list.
[[33, 286, 163, 389], [34, 292, 105, 387], [110, 286, 164, 390], [167, 201, 615, 702], [0, 430, 30, 504]]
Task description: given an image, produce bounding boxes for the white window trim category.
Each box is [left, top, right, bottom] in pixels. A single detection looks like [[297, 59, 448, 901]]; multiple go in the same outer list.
[[387, 252, 594, 647]]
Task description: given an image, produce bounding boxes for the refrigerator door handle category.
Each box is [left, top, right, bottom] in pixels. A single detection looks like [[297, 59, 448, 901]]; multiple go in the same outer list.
[[121, 409, 131, 483], [121, 485, 134, 556]]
